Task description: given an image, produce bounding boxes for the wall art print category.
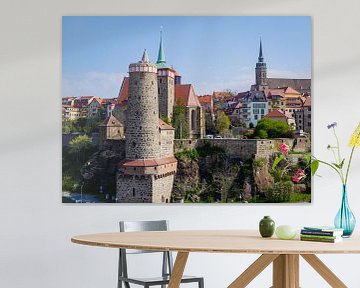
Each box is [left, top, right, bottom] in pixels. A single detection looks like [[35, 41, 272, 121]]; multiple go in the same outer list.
[[62, 16, 312, 203]]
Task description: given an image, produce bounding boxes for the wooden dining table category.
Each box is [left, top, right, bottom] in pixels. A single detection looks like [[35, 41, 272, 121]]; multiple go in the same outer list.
[[71, 230, 360, 288]]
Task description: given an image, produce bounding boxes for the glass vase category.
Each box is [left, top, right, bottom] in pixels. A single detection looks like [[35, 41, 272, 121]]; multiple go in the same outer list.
[[334, 185, 356, 237]]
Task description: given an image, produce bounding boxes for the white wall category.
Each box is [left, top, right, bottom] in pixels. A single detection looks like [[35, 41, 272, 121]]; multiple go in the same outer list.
[[1, 0, 360, 287]]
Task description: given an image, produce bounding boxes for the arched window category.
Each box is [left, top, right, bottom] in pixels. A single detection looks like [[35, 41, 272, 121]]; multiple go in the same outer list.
[[191, 110, 196, 130]]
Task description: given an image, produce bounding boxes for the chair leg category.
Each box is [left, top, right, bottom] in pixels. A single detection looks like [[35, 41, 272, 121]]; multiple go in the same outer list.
[[199, 278, 204, 288]]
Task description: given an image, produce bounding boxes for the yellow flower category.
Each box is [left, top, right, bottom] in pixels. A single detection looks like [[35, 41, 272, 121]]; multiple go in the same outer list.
[[349, 123, 360, 147]]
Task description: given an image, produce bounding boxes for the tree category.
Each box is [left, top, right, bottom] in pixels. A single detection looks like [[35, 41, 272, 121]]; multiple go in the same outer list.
[[253, 118, 291, 139], [69, 135, 93, 163], [172, 100, 189, 139], [215, 111, 231, 136]]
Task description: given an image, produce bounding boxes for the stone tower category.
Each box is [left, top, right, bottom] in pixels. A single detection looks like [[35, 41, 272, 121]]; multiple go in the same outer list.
[[126, 49, 160, 160], [156, 30, 175, 120], [116, 50, 177, 203], [255, 39, 268, 91]]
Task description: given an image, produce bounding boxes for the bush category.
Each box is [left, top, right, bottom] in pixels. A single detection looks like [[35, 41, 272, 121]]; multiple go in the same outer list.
[[265, 181, 293, 202], [253, 118, 291, 138], [175, 148, 199, 161], [253, 157, 267, 171]]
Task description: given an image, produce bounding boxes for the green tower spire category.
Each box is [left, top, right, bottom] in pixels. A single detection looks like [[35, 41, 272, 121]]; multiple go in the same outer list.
[[156, 28, 169, 68]]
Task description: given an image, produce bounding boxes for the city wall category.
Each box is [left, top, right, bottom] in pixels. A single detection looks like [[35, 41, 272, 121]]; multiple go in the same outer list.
[[97, 137, 310, 162]]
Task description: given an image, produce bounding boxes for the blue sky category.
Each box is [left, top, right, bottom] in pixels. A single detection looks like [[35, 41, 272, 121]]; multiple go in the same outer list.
[[62, 16, 311, 98]]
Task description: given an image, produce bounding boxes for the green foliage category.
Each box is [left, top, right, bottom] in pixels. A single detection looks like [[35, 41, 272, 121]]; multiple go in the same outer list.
[[62, 175, 79, 192], [68, 135, 93, 163], [257, 129, 268, 139], [62, 117, 104, 134], [175, 149, 199, 161], [272, 155, 286, 170], [215, 111, 231, 136], [265, 181, 293, 202], [253, 117, 291, 139], [253, 157, 267, 171], [310, 159, 319, 176], [289, 192, 311, 203], [160, 116, 171, 125], [172, 101, 189, 139]]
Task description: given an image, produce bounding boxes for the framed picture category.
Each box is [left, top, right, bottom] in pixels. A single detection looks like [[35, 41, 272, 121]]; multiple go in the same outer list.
[[62, 16, 311, 203]]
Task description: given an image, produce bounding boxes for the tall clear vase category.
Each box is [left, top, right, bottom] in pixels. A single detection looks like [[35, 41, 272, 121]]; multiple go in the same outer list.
[[334, 185, 356, 237]]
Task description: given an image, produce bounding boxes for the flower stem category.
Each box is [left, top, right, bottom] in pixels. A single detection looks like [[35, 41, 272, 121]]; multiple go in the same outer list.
[[333, 128, 345, 180], [315, 158, 345, 184]]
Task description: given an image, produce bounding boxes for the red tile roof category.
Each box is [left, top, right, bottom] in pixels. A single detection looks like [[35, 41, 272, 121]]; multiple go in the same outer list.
[[266, 109, 286, 118], [175, 84, 201, 107], [284, 87, 301, 95], [267, 88, 285, 98], [198, 95, 212, 104], [117, 77, 129, 104], [212, 91, 233, 99]]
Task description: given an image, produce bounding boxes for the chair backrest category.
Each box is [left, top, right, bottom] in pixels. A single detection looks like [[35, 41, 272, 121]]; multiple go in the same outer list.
[[118, 220, 173, 282], [119, 220, 169, 254]]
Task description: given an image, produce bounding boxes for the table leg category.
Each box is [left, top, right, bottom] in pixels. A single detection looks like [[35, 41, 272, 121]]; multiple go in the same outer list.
[[301, 254, 347, 288], [228, 254, 279, 288], [168, 252, 189, 288], [272, 254, 299, 288]]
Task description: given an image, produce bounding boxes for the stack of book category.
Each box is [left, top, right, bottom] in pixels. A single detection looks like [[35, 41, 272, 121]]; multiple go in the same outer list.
[[300, 226, 344, 243]]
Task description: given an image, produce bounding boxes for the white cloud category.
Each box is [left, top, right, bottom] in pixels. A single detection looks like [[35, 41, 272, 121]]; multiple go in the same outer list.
[[62, 71, 127, 98]]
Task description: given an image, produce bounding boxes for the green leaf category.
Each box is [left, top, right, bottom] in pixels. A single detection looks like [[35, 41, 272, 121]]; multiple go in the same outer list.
[[272, 155, 285, 170], [305, 154, 311, 164], [332, 159, 345, 169], [339, 158, 345, 169], [310, 160, 320, 176]]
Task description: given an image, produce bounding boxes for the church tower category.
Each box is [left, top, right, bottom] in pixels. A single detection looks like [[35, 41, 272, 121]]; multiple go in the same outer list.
[[116, 50, 177, 203], [156, 30, 175, 120], [255, 39, 268, 91]]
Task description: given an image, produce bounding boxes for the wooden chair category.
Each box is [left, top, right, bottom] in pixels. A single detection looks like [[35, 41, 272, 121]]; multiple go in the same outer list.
[[118, 220, 204, 288]]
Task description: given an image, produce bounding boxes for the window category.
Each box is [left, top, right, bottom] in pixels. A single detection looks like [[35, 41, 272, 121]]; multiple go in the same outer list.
[[253, 109, 259, 114], [254, 115, 258, 120], [261, 109, 264, 114], [191, 110, 196, 130]]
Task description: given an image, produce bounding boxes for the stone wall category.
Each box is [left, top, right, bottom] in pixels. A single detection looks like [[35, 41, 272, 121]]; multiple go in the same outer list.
[[160, 129, 175, 158], [116, 173, 174, 203], [107, 138, 309, 163], [152, 174, 174, 203], [126, 68, 160, 160], [174, 139, 199, 151], [116, 174, 153, 203]]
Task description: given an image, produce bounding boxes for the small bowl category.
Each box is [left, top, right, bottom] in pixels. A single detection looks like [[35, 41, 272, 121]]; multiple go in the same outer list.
[[275, 225, 297, 240]]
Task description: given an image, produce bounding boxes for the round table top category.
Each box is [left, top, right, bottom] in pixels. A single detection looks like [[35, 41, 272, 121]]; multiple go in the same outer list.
[[71, 230, 360, 254]]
